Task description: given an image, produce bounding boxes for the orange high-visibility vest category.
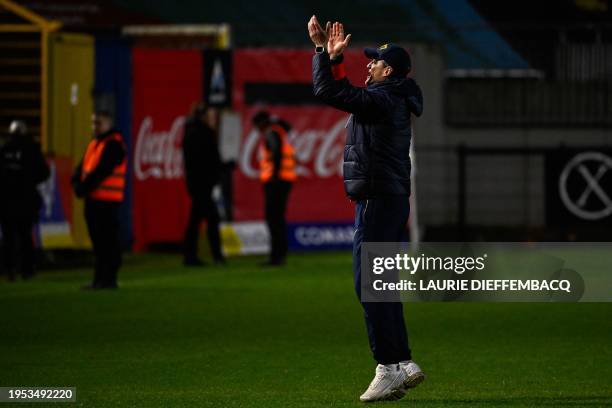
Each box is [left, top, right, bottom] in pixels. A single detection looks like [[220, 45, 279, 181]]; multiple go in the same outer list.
[[259, 123, 297, 183], [82, 132, 127, 202]]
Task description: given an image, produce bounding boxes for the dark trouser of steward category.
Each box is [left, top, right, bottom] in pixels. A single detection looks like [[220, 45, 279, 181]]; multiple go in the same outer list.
[[0, 210, 35, 281], [264, 180, 292, 264], [353, 195, 412, 364], [85, 199, 122, 288], [183, 189, 224, 263]]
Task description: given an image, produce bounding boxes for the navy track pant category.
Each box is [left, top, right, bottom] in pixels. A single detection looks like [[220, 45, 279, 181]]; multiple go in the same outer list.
[[353, 196, 412, 365]]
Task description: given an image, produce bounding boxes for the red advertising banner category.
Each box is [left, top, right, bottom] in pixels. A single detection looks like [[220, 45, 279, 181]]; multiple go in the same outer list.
[[131, 48, 202, 251], [130, 48, 378, 249], [233, 49, 370, 222]]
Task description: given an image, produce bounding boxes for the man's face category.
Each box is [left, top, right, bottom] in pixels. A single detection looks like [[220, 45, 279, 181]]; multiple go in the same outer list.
[[92, 114, 112, 137], [366, 59, 393, 85]]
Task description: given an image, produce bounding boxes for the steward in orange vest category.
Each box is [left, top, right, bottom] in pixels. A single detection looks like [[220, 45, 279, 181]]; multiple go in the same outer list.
[[72, 111, 126, 289], [258, 121, 297, 184], [80, 132, 127, 201], [252, 111, 296, 266]]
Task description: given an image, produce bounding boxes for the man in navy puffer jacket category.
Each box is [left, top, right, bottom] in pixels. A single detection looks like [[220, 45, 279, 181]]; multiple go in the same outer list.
[[308, 16, 425, 402]]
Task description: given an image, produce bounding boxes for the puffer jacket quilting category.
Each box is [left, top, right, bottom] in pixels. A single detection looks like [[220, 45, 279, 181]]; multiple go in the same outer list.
[[312, 52, 423, 199]]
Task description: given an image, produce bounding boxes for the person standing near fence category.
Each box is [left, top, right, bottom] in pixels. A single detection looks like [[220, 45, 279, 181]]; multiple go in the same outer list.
[[72, 111, 126, 290], [0, 120, 50, 281], [182, 103, 225, 266], [252, 111, 297, 266], [308, 16, 425, 402]]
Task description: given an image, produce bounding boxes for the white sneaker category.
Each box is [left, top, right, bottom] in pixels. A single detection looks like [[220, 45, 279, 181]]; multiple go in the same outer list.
[[399, 360, 425, 391], [359, 364, 408, 402]]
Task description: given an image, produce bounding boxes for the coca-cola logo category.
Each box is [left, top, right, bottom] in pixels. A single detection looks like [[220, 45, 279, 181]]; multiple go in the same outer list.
[[239, 118, 346, 179], [134, 116, 185, 181]]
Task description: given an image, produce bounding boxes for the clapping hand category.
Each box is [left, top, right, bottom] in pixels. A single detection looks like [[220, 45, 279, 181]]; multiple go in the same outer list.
[[327, 21, 351, 59], [308, 15, 352, 59]]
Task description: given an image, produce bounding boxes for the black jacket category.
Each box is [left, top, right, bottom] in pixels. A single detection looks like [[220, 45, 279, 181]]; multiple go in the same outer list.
[[72, 129, 126, 199], [0, 135, 50, 214], [182, 117, 221, 195], [312, 52, 423, 199]]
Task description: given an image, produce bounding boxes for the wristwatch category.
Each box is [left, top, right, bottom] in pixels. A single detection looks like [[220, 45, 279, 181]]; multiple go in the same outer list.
[[315, 45, 325, 54]]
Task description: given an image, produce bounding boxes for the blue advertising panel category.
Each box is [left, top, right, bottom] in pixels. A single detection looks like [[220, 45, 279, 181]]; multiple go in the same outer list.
[[288, 222, 354, 251]]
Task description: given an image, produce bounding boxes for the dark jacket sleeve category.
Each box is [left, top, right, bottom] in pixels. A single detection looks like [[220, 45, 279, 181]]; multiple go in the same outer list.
[[182, 121, 221, 194], [182, 121, 207, 179], [77, 140, 125, 196], [312, 52, 389, 118], [205, 132, 222, 186], [71, 159, 83, 189], [31, 142, 50, 185], [265, 130, 282, 180]]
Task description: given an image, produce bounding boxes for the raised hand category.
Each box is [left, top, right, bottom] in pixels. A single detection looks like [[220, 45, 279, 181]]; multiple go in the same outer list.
[[308, 16, 352, 59], [327, 22, 352, 59], [307, 15, 327, 47]]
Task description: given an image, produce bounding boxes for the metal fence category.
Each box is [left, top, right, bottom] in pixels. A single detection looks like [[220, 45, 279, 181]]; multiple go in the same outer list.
[[445, 26, 612, 128]]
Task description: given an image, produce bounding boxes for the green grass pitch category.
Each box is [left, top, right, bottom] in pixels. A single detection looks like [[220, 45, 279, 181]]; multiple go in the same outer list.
[[1, 252, 611, 407]]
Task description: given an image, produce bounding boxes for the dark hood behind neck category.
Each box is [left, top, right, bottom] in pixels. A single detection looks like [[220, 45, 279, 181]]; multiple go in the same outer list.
[[369, 77, 424, 117]]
